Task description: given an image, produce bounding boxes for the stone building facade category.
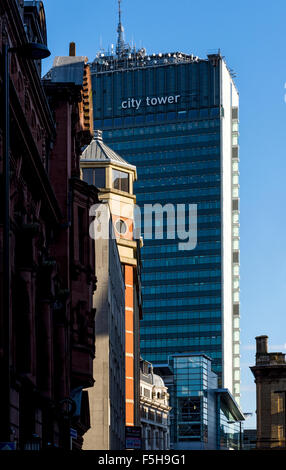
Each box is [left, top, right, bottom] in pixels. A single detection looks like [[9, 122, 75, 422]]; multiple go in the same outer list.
[[251, 336, 286, 449], [83, 204, 126, 450], [140, 359, 171, 450], [0, 0, 97, 450]]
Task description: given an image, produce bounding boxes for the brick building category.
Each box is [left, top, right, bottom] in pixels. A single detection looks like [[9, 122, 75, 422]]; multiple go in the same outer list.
[[0, 0, 97, 450]]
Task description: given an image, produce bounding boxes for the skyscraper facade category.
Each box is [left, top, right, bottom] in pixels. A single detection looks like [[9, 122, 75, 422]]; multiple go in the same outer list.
[[89, 12, 240, 403]]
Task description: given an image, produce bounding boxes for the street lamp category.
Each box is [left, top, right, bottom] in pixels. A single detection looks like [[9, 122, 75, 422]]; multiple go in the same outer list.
[[9, 42, 51, 60], [227, 412, 253, 450], [227, 420, 243, 450], [1, 38, 50, 444]]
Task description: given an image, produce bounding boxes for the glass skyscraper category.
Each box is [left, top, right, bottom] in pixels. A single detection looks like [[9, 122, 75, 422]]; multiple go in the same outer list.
[[89, 36, 240, 402]]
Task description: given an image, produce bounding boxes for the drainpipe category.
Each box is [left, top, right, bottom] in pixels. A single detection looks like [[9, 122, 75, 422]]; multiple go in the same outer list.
[[216, 393, 221, 450]]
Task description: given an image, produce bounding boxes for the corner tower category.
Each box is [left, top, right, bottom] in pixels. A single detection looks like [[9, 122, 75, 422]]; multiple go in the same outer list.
[[80, 130, 143, 429]]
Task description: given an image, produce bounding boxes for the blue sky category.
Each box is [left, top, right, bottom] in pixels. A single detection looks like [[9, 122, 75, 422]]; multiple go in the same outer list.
[[42, 0, 286, 429]]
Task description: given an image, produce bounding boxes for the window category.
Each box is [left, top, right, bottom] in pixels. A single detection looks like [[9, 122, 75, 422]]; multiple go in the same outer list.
[[233, 227, 239, 237], [103, 119, 112, 127], [233, 212, 239, 224], [179, 423, 201, 440], [82, 168, 93, 185], [232, 161, 239, 172], [200, 108, 209, 118], [234, 370, 240, 381], [234, 357, 240, 368], [78, 207, 85, 264], [233, 330, 240, 342], [233, 239, 239, 250], [179, 397, 201, 423], [156, 431, 159, 447], [144, 388, 150, 398], [148, 429, 151, 446], [82, 167, 106, 188], [233, 175, 239, 185], [94, 168, 106, 188], [234, 344, 240, 355], [233, 279, 239, 290], [232, 134, 238, 146], [115, 218, 128, 235], [232, 121, 239, 132], [135, 115, 144, 124], [233, 187, 239, 198], [278, 425, 284, 440], [124, 116, 134, 125], [210, 107, 220, 117], [112, 169, 129, 192], [114, 118, 123, 126]]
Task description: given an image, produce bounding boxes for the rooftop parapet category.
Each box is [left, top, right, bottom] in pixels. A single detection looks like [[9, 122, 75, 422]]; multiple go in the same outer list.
[[255, 335, 286, 366], [90, 50, 203, 74]]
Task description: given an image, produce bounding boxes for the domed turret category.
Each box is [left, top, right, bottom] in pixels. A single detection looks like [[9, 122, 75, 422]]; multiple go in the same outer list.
[[80, 129, 137, 242]]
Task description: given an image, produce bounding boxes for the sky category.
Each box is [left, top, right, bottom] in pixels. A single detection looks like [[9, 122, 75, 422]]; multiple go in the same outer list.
[[42, 0, 286, 429]]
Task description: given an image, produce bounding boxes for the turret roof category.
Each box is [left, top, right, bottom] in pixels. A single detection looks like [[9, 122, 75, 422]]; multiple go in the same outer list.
[[80, 130, 137, 175]]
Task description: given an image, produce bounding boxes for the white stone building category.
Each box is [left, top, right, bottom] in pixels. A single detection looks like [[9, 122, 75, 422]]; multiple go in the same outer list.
[[83, 205, 126, 450], [140, 359, 171, 450]]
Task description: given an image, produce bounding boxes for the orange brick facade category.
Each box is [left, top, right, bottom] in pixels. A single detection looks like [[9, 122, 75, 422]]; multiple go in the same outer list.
[[125, 264, 134, 425]]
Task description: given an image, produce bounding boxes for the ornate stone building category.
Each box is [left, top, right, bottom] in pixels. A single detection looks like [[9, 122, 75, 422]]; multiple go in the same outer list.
[[140, 358, 171, 450], [251, 336, 286, 449], [0, 0, 97, 450]]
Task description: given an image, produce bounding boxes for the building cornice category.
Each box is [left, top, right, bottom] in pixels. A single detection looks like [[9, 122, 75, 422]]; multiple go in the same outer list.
[[3, 0, 55, 137], [140, 396, 171, 412]]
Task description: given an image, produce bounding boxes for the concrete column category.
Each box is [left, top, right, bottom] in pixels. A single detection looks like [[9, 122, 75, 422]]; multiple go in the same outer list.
[[142, 425, 146, 450], [152, 427, 156, 450], [147, 426, 151, 450], [164, 431, 167, 450]]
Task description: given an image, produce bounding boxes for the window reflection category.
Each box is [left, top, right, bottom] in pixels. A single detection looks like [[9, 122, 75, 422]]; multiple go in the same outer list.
[[112, 169, 129, 192], [82, 167, 106, 188]]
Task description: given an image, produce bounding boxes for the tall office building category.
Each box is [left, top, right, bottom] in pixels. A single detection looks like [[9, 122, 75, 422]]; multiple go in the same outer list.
[[90, 2, 240, 402]]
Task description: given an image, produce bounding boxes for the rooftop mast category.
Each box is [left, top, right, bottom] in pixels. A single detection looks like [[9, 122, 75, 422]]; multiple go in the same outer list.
[[116, 0, 125, 56]]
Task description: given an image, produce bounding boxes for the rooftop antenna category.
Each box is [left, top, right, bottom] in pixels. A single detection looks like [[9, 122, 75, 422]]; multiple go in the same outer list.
[[116, 0, 125, 56], [99, 34, 104, 53]]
